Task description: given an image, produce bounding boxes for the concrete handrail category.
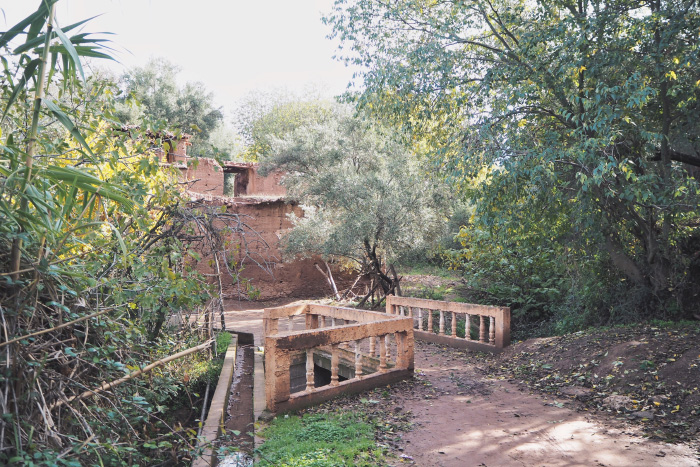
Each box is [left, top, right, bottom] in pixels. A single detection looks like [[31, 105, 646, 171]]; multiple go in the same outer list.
[[263, 303, 414, 413], [387, 296, 510, 352]]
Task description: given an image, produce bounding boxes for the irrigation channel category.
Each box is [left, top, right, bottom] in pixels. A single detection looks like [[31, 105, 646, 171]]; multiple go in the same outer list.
[[219, 343, 255, 466]]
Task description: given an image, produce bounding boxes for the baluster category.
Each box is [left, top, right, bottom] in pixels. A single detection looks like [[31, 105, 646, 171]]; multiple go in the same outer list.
[[385, 334, 391, 361], [452, 312, 457, 337], [305, 349, 314, 392], [331, 344, 339, 386], [408, 306, 413, 317], [418, 308, 423, 331], [479, 315, 486, 342], [427, 309, 434, 333], [369, 335, 376, 355], [306, 313, 319, 330], [379, 336, 387, 372], [465, 314, 471, 340], [331, 317, 336, 327], [288, 315, 294, 331], [489, 316, 496, 344], [439, 310, 445, 336], [355, 340, 363, 378]]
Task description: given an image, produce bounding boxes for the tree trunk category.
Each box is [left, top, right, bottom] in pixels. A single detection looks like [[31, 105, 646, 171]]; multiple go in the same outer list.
[[389, 264, 402, 297], [315, 262, 341, 300], [604, 236, 645, 286]]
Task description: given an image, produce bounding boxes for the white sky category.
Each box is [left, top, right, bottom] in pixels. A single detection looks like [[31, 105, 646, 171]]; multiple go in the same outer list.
[[1, 0, 359, 114]]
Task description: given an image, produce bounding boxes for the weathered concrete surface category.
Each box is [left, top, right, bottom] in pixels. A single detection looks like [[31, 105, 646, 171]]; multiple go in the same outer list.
[[268, 319, 413, 351], [222, 298, 305, 345], [387, 295, 511, 350], [263, 303, 414, 413], [274, 369, 414, 414], [192, 335, 238, 467]]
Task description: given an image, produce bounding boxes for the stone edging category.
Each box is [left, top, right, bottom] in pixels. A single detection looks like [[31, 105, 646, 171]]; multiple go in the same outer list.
[[192, 334, 238, 467]]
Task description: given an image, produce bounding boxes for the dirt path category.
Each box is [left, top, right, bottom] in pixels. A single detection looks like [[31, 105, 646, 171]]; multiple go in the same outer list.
[[400, 341, 698, 467]]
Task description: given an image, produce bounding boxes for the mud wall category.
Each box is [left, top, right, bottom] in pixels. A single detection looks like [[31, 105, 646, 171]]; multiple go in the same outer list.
[[179, 158, 225, 196], [247, 170, 286, 197], [190, 195, 352, 300], [168, 140, 350, 299]]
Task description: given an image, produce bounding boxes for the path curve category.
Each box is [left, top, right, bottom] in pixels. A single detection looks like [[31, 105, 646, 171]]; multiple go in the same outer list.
[[401, 341, 698, 466]]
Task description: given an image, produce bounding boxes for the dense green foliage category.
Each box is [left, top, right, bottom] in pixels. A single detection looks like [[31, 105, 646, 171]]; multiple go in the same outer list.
[[116, 57, 228, 158], [0, 4, 233, 464], [235, 89, 337, 160], [257, 412, 386, 466], [326, 0, 700, 330]]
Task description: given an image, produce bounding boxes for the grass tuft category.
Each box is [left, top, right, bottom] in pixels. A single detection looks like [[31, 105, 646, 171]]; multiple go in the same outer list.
[[256, 411, 386, 466]]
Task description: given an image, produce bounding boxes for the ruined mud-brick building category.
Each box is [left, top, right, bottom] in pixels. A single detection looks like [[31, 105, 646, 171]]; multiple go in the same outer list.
[[165, 138, 344, 300]]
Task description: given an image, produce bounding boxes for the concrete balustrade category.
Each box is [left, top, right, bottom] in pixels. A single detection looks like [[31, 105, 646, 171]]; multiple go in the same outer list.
[[263, 303, 414, 413], [386, 296, 510, 353]]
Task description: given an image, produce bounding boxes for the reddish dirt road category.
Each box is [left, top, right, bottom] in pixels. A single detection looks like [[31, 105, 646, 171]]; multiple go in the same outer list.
[[400, 341, 698, 467]]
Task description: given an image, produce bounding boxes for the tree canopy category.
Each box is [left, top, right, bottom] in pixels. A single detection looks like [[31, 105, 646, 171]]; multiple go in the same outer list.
[[234, 88, 337, 160], [326, 0, 700, 322], [259, 103, 451, 296], [116, 57, 226, 157]]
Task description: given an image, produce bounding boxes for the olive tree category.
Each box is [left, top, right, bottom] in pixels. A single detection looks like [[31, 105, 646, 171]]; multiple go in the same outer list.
[[260, 104, 451, 299]]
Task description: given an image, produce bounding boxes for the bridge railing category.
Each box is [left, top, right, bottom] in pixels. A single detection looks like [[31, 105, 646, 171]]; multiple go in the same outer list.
[[386, 296, 510, 353], [263, 303, 414, 413]]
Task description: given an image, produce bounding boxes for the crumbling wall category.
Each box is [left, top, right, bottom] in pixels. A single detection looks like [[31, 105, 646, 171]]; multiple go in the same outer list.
[[188, 194, 353, 300], [180, 158, 225, 196], [222, 161, 286, 198], [169, 140, 351, 300], [247, 169, 286, 197]]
